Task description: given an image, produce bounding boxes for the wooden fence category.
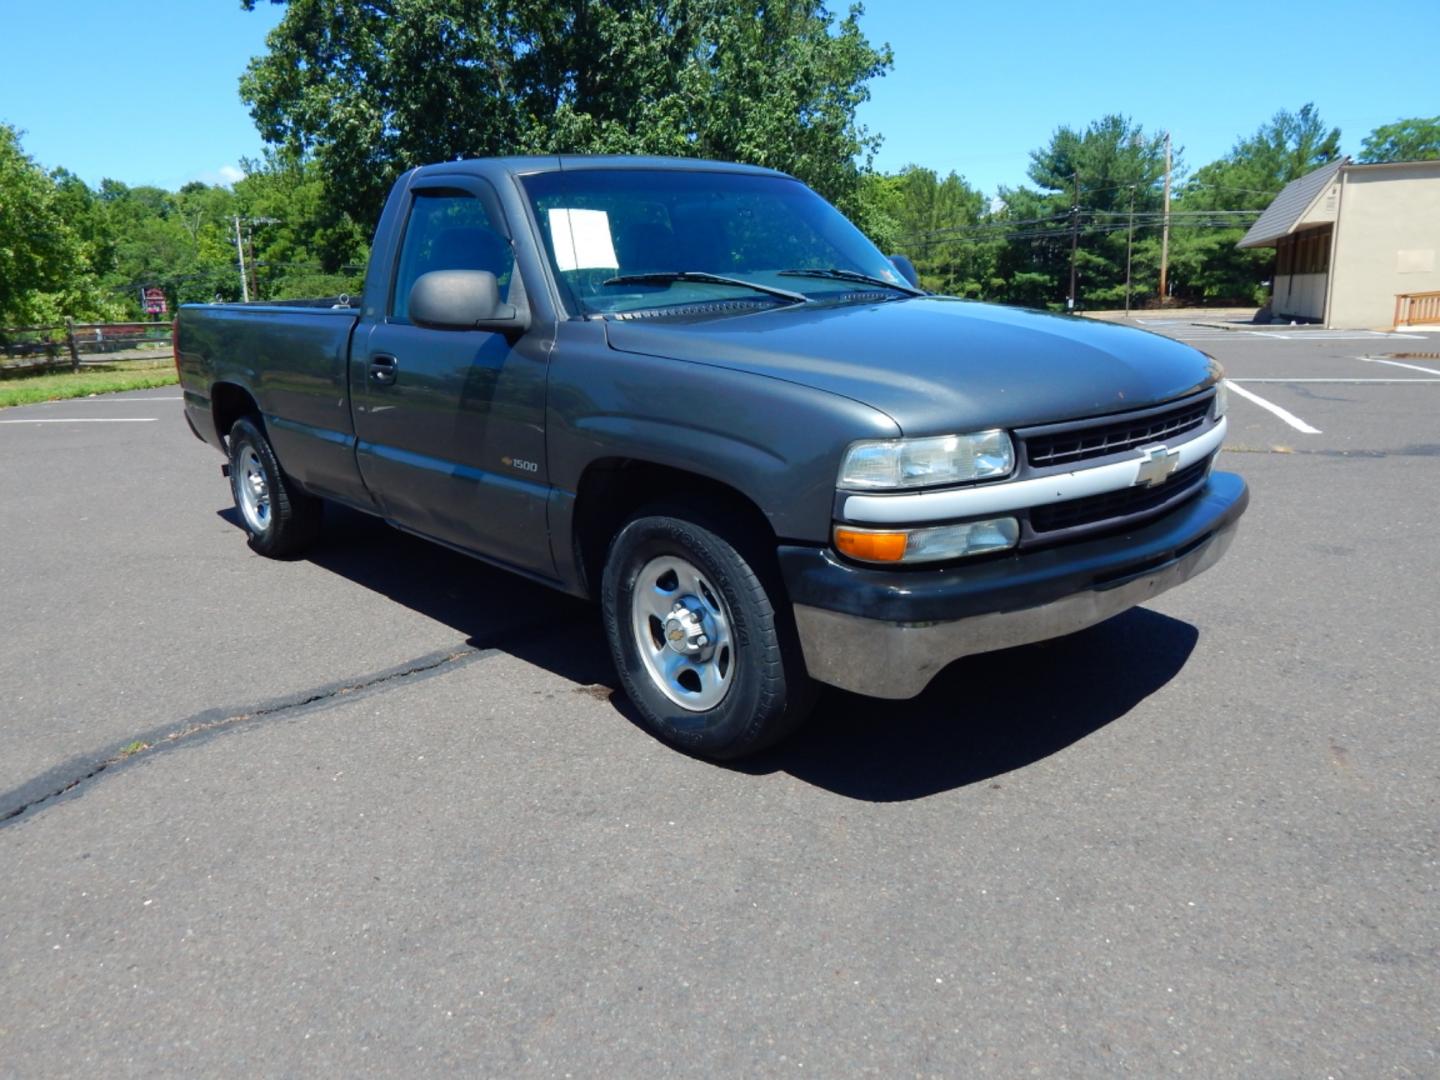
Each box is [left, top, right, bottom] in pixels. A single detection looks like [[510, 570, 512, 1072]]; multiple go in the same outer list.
[[0, 320, 173, 375], [1394, 291, 1440, 328]]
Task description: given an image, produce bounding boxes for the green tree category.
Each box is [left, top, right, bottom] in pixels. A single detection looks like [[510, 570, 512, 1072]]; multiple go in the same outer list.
[[232, 151, 370, 299], [239, 0, 891, 225], [50, 168, 118, 286], [98, 180, 240, 311], [0, 125, 120, 325], [1182, 103, 1340, 207], [1171, 103, 1341, 304], [849, 170, 905, 253], [1360, 116, 1440, 163], [860, 166, 994, 296], [990, 116, 1171, 309]]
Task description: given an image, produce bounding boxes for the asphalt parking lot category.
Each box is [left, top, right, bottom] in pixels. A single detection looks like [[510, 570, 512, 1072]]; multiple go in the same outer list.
[[2, 324, 1437, 1076]]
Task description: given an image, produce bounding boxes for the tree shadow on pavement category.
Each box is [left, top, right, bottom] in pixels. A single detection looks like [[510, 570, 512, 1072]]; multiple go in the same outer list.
[[228, 504, 1198, 802]]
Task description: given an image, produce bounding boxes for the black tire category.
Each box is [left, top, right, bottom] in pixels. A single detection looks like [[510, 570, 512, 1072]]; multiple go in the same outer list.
[[227, 416, 321, 558], [601, 506, 816, 760]]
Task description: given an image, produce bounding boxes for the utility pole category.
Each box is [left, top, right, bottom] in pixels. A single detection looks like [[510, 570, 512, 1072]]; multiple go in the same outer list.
[[1125, 184, 1137, 315], [1067, 170, 1080, 311], [1158, 131, 1171, 303], [233, 215, 250, 303], [245, 224, 260, 302]]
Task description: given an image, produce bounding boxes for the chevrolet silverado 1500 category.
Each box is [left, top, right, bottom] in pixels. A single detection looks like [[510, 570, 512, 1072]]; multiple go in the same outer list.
[[177, 156, 1247, 759]]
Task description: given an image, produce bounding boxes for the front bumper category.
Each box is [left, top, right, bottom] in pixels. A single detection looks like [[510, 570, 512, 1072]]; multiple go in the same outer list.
[[778, 470, 1248, 699]]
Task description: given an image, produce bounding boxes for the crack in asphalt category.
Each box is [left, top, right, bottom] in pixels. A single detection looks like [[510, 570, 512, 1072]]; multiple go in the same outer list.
[[0, 644, 492, 829]]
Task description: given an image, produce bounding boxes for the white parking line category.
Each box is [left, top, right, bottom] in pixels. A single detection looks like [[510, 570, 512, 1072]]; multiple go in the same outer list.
[[1173, 330, 1427, 342], [0, 417, 158, 425], [36, 395, 182, 403], [1231, 378, 1440, 383], [1359, 356, 1440, 376], [1223, 379, 1321, 434]]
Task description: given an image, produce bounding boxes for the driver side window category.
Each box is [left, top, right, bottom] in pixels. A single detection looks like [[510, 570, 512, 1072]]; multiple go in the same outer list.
[[391, 190, 514, 323]]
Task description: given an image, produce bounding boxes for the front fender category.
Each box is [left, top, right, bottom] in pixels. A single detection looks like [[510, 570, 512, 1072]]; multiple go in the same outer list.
[[545, 322, 898, 546]]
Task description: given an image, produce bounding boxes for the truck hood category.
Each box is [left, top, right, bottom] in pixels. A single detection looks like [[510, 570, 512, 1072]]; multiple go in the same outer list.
[[603, 297, 1220, 434]]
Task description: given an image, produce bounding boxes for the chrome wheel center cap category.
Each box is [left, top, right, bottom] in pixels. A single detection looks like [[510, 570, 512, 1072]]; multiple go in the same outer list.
[[663, 600, 712, 658]]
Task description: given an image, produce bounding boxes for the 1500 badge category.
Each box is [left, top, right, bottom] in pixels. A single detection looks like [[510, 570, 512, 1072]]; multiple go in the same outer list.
[[502, 456, 540, 473]]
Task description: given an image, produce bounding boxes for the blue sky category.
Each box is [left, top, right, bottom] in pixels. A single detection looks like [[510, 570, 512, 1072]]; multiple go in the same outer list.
[[1, 0, 1435, 197]]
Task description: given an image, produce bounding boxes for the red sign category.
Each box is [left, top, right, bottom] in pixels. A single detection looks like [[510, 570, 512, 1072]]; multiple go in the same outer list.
[[141, 286, 168, 315]]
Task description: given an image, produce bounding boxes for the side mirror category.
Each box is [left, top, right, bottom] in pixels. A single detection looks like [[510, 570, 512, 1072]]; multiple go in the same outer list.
[[408, 270, 528, 333], [888, 254, 921, 289]]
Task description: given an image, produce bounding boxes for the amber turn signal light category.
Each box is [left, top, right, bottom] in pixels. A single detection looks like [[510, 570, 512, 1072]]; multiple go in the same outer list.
[[834, 517, 1021, 564], [833, 527, 908, 563]]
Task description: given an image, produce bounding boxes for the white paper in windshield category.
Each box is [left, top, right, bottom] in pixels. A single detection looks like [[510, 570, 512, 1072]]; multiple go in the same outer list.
[[547, 208, 619, 271]]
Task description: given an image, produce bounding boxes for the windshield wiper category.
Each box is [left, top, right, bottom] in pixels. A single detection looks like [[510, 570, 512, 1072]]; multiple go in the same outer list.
[[602, 271, 810, 305], [777, 267, 925, 296]]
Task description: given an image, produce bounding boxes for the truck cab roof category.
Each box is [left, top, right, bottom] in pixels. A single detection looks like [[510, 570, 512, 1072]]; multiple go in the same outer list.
[[409, 155, 793, 182]]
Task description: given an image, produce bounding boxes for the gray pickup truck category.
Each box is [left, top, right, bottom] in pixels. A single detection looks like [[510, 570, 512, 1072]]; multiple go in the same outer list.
[[177, 155, 1247, 759]]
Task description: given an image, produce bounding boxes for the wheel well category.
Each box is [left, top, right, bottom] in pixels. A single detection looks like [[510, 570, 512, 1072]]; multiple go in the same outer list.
[[211, 382, 260, 444], [572, 459, 777, 599]]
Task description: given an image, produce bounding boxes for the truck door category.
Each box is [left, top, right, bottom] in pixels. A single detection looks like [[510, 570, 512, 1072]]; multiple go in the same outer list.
[[350, 180, 553, 576]]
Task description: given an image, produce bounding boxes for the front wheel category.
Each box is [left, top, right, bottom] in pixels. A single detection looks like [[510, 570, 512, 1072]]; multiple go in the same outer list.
[[227, 416, 321, 558], [601, 508, 815, 760]]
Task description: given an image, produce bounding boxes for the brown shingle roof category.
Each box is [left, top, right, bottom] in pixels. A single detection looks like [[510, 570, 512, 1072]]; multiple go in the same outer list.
[[1237, 157, 1348, 249]]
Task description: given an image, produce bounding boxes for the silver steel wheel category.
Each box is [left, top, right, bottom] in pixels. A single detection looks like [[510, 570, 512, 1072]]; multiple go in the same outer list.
[[236, 444, 271, 533], [630, 554, 736, 711]]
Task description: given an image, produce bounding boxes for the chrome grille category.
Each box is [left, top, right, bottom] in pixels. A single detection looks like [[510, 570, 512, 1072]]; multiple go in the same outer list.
[[1029, 458, 1208, 534], [1026, 397, 1211, 469]]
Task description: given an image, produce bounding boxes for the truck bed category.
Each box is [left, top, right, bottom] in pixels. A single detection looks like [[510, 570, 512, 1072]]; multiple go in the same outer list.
[[177, 302, 364, 502]]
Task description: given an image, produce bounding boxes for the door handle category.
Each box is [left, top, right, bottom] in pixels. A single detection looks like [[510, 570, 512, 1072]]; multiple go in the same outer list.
[[369, 353, 398, 386]]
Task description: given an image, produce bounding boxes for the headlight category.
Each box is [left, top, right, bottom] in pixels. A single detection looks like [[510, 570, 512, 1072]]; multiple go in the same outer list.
[[839, 430, 1014, 490], [834, 517, 1020, 564], [1212, 381, 1228, 419]]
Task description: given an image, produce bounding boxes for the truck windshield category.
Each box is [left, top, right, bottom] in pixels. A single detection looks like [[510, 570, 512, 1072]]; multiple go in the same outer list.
[[521, 168, 912, 317]]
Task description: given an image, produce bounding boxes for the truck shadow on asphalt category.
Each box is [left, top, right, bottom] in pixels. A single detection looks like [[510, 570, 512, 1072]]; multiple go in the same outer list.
[[235, 504, 1199, 803], [740, 609, 1197, 801]]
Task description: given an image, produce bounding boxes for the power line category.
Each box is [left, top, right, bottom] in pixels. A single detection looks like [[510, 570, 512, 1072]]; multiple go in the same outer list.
[[907, 213, 1261, 245], [904, 216, 1268, 248], [908, 206, 1262, 244], [1089, 208, 1263, 217]]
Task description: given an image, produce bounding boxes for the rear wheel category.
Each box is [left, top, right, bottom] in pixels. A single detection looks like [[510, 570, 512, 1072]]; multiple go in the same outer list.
[[227, 416, 321, 558], [601, 507, 815, 759]]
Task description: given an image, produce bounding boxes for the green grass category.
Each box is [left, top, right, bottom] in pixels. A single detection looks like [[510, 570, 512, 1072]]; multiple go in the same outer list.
[[0, 359, 178, 408]]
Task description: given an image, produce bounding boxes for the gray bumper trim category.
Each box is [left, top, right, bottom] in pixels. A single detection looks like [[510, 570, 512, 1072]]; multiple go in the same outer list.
[[792, 521, 1238, 699]]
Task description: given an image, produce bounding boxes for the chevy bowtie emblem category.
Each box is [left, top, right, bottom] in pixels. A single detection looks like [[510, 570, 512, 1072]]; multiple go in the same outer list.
[[1135, 445, 1181, 487]]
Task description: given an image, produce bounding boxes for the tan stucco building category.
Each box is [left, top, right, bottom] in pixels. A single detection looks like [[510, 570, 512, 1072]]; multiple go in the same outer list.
[[1239, 158, 1440, 329]]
